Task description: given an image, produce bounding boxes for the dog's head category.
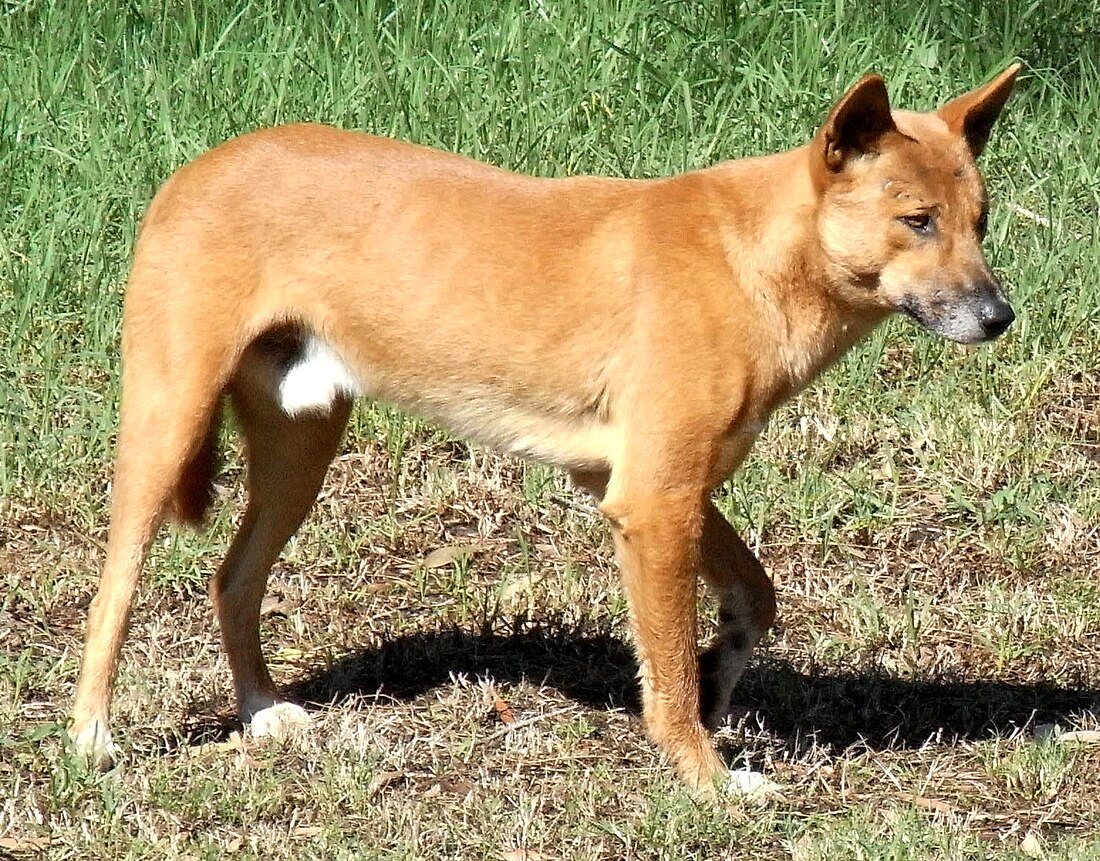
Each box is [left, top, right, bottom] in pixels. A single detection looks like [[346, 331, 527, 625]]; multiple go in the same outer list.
[[810, 66, 1020, 343]]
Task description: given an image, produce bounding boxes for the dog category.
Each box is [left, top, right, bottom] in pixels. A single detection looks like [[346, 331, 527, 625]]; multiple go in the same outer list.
[[70, 66, 1020, 796]]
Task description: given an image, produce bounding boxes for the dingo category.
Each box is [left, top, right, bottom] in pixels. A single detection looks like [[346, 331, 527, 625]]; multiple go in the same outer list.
[[71, 67, 1019, 795]]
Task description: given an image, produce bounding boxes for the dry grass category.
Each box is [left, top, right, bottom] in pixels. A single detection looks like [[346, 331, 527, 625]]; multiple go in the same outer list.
[[3, 383, 1099, 858], [3, 1, 1100, 857]]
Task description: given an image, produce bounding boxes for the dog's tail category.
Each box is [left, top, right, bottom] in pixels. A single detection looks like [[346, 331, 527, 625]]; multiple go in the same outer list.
[[168, 405, 222, 527]]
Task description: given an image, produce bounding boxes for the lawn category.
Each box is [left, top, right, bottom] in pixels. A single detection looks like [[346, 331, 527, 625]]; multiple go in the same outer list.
[[1, 1, 1098, 858]]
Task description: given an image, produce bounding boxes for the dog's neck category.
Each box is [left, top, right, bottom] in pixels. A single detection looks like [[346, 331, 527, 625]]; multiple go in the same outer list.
[[773, 248, 886, 397], [705, 147, 889, 408]]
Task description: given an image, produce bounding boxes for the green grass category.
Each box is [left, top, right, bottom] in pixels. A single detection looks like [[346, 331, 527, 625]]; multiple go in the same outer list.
[[2, 1, 1099, 858]]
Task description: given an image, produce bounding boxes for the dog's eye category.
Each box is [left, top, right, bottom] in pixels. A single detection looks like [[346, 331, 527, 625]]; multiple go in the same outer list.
[[899, 214, 935, 235]]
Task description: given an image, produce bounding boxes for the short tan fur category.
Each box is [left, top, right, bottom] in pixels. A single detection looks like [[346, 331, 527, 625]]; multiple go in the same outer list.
[[72, 66, 1020, 795]]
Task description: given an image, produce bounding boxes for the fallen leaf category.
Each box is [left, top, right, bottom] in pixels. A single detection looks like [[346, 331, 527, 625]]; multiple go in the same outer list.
[[0, 835, 53, 851], [500, 850, 546, 861], [423, 544, 477, 569], [905, 794, 958, 815], [259, 595, 287, 616], [493, 694, 516, 725], [189, 731, 244, 757], [500, 573, 543, 606], [1020, 830, 1044, 858], [429, 776, 474, 798], [788, 834, 815, 861], [363, 581, 393, 594], [1060, 730, 1100, 744], [367, 769, 405, 797], [1034, 725, 1100, 744]]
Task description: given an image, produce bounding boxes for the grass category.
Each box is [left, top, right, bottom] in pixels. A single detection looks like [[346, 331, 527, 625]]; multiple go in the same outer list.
[[2, 0, 1099, 858]]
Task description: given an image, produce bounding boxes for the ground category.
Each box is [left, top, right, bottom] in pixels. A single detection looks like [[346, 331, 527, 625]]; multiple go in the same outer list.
[[2, 1, 1099, 858]]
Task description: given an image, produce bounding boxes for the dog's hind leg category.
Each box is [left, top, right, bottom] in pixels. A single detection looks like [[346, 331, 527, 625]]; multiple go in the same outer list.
[[697, 501, 775, 729], [71, 336, 229, 768], [214, 339, 351, 738]]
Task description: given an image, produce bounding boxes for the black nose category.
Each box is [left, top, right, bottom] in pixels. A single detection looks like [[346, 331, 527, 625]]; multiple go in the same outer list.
[[977, 288, 1015, 339]]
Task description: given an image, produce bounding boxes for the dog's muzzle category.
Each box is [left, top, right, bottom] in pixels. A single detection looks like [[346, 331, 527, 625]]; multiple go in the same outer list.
[[900, 280, 1015, 344]]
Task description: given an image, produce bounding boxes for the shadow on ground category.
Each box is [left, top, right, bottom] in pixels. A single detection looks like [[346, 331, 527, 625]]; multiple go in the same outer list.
[[174, 628, 1098, 752], [260, 629, 1100, 752]]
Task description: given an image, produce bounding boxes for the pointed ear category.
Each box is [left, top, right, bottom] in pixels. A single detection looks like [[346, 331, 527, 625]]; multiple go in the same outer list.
[[815, 75, 897, 177], [938, 64, 1021, 158]]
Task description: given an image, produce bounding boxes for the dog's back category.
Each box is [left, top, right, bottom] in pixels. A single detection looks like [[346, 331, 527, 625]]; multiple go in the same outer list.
[[73, 68, 1020, 796]]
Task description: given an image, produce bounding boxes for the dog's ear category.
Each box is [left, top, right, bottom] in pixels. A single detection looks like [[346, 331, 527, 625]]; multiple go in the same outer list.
[[814, 75, 896, 180], [938, 64, 1020, 158]]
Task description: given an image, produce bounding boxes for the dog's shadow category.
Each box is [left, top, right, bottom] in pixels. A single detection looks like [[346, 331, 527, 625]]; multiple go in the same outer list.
[[272, 628, 1096, 752], [178, 628, 1097, 753]]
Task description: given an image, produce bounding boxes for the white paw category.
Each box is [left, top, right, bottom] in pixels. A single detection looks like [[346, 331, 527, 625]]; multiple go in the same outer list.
[[71, 719, 119, 770], [724, 768, 778, 797], [247, 702, 311, 740]]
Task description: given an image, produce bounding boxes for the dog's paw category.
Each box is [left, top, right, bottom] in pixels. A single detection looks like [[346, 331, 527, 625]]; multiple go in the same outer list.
[[723, 768, 779, 798], [247, 702, 311, 740], [70, 719, 119, 771]]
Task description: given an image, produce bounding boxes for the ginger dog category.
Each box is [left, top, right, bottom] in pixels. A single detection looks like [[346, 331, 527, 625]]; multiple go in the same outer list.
[[71, 67, 1019, 795]]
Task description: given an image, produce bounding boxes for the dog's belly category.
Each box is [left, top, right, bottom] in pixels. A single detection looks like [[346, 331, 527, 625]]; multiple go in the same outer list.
[[275, 334, 614, 471], [411, 396, 615, 470]]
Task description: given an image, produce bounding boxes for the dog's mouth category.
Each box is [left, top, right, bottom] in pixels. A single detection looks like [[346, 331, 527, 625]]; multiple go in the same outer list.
[[897, 288, 1015, 344]]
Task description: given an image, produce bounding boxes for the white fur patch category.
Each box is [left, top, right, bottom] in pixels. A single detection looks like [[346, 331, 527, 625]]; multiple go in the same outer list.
[[725, 768, 779, 797], [72, 718, 119, 769], [247, 702, 311, 739], [278, 336, 363, 416], [935, 307, 988, 344]]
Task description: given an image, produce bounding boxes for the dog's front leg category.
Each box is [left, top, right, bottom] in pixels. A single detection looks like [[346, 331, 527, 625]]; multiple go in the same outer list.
[[602, 486, 727, 793]]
